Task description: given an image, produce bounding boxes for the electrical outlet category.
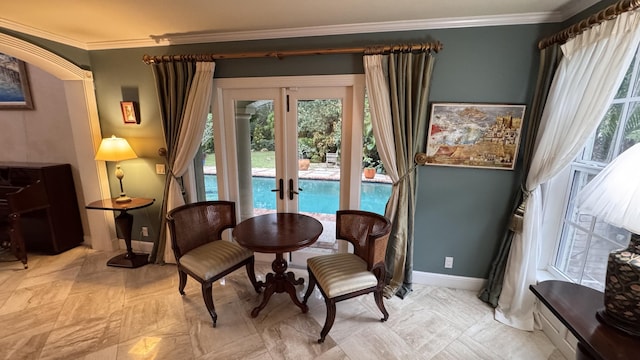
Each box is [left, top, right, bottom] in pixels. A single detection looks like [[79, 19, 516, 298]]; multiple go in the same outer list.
[[142, 227, 149, 237], [444, 256, 454, 269], [156, 164, 166, 175]]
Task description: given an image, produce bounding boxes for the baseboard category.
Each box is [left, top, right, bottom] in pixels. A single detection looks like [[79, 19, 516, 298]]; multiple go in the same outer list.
[[412, 270, 487, 291], [256, 258, 486, 291]]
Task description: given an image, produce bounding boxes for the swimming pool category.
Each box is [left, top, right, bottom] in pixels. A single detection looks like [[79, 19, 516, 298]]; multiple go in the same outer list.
[[205, 175, 391, 215]]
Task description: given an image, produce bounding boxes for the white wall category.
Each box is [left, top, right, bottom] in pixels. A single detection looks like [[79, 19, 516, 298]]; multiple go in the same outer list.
[[0, 63, 90, 241], [0, 64, 76, 164]]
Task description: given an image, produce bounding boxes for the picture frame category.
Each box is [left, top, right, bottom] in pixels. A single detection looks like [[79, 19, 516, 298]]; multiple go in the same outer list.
[[120, 101, 139, 124], [0, 53, 34, 110], [424, 102, 526, 170]]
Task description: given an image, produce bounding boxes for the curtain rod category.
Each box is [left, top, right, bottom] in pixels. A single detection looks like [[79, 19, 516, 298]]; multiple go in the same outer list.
[[539, 0, 640, 49], [142, 41, 443, 64]]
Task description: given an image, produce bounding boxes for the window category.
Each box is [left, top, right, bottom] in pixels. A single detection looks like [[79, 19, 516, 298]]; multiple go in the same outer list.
[[549, 48, 640, 291]]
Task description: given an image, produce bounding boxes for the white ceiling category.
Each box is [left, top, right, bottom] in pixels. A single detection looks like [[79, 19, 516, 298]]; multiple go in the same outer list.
[[0, 0, 600, 50]]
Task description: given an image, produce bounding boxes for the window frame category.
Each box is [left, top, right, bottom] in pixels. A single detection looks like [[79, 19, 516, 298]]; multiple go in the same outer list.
[[540, 48, 640, 289]]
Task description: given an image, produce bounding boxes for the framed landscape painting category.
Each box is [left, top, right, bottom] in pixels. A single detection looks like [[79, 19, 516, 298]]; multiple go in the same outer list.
[[425, 103, 526, 170], [0, 53, 33, 109]]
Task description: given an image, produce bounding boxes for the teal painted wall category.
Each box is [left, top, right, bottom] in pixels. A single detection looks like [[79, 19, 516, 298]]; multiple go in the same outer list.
[[413, 25, 545, 276], [2, 17, 577, 278], [86, 24, 551, 278]]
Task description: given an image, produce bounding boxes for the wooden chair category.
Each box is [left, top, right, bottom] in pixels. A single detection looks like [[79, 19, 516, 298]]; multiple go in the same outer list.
[[0, 186, 21, 249], [0, 181, 49, 269], [166, 201, 261, 327], [302, 210, 392, 343]]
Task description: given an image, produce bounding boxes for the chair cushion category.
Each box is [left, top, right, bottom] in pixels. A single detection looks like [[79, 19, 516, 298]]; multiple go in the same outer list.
[[179, 240, 253, 281], [308, 253, 378, 298]]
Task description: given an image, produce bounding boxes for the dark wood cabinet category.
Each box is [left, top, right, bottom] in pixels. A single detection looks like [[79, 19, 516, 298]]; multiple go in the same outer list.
[[0, 162, 84, 253], [530, 281, 639, 360]]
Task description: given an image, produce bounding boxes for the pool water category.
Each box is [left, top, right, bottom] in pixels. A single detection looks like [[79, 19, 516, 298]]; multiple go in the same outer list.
[[205, 175, 391, 215]]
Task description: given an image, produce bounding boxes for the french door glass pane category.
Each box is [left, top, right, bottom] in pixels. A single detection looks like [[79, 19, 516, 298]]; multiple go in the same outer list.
[[202, 113, 217, 201], [360, 92, 391, 215], [205, 98, 277, 219], [297, 98, 342, 253], [244, 100, 276, 217]]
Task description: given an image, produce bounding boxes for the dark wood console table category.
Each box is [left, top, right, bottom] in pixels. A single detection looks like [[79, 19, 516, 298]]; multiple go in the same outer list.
[[86, 197, 154, 268], [530, 280, 639, 360]]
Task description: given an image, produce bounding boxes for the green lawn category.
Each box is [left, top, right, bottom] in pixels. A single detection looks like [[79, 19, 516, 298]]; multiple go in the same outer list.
[[204, 151, 277, 168]]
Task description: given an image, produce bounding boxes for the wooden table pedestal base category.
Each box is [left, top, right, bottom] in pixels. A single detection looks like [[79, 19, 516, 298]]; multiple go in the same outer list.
[[250, 253, 307, 317]]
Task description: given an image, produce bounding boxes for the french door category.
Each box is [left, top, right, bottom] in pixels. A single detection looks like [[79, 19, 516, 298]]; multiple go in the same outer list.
[[211, 76, 365, 267]]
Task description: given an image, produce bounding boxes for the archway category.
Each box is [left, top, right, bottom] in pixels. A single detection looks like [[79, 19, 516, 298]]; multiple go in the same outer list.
[[0, 33, 115, 251]]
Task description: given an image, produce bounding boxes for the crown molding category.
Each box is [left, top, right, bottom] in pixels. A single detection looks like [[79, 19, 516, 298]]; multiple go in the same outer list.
[[0, 18, 89, 50], [558, 0, 601, 20], [0, 33, 90, 80], [4, 10, 573, 51], [89, 12, 563, 50]]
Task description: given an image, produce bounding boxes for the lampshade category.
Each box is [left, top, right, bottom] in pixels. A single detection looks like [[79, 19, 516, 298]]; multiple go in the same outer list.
[[95, 135, 137, 203], [576, 142, 640, 337], [95, 135, 137, 162], [577, 142, 640, 234]]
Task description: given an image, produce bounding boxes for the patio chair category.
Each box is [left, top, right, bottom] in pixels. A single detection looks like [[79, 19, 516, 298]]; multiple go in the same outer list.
[[325, 152, 339, 166], [302, 210, 392, 343], [0, 181, 49, 269], [166, 201, 261, 327]]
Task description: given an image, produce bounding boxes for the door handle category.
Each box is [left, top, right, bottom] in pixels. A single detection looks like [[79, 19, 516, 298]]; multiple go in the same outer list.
[[288, 178, 302, 200], [271, 178, 284, 200]]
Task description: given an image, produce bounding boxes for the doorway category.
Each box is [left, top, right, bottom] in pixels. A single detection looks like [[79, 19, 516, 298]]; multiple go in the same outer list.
[[210, 75, 366, 266]]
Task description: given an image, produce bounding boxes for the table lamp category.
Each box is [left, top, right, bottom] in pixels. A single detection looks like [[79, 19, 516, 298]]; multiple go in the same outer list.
[[577, 142, 640, 337], [95, 135, 138, 203]]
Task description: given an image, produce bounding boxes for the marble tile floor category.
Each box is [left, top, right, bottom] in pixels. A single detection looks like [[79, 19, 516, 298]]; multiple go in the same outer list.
[[0, 246, 566, 360]]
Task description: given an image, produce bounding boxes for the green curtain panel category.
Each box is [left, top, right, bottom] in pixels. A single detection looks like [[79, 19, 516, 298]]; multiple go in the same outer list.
[[385, 52, 434, 298], [478, 44, 562, 307], [148, 62, 196, 263]]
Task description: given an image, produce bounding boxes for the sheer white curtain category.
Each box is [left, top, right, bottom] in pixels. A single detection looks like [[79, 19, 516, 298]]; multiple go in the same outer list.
[[496, 11, 640, 330], [163, 62, 215, 263]]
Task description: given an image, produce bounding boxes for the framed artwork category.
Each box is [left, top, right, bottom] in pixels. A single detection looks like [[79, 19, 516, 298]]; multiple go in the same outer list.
[[120, 101, 139, 124], [425, 103, 526, 170], [0, 53, 33, 110]]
